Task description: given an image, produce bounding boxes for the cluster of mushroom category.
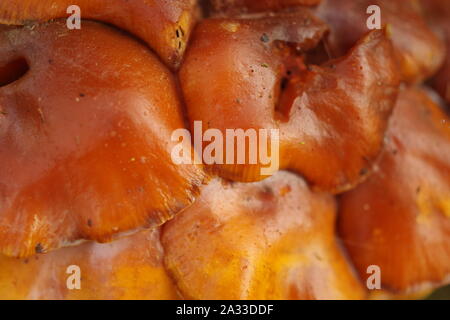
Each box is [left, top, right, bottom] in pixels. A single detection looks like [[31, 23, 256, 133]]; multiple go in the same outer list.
[[0, 0, 449, 299]]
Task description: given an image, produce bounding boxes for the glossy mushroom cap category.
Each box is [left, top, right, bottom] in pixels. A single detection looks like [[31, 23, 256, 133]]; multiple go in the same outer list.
[[162, 171, 366, 300], [0, 228, 178, 299], [0, 21, 205, 257], [316, 0, 446, 84], [0, 0, 198, 69], [0, 171, 365, 300], [339, 87, 450, 296], [180, 9, 399, 192]]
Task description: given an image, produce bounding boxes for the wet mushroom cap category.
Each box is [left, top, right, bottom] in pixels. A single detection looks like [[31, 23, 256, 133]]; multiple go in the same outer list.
[[180, 10, 399, 192], [0, 21, 205, 258], [316, 0, 446, 84], [0, 0, 198, 69], [339, 87, 450, 296], [0, 228, 178, 299], [162, 171, 366, 300]]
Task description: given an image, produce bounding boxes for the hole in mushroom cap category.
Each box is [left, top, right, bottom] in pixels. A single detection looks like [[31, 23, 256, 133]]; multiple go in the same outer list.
[[0, 58, 29, 87], [274, 54, 308, 122]]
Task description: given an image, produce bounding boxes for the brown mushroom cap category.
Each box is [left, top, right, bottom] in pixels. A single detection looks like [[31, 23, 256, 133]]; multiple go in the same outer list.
[[339, 87, 450, 295], [162, 171, 366, 299], [316, 0, 446, 84], [0, 21, 205, 257], [180, 11, 399, 192], [0, 228, 178, 299], [0, 0, 198, 69]]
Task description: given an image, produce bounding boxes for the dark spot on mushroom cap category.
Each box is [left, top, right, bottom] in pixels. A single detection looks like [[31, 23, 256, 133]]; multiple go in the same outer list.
[[35, 243, 44, 254], [260, 33, 270, 43], [280, 77, 289, 90], [261, 185, 274, 196]]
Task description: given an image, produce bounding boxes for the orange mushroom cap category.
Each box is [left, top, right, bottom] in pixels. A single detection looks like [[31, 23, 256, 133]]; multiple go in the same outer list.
[[180, 11, 399, 192], [162, 171, 366, 300], [0, 0, 198, 69], [339, 87, 450, 296], [0, 228, 178, 299], [0, 21, 205, 258], [316, 0, 446, 84]]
